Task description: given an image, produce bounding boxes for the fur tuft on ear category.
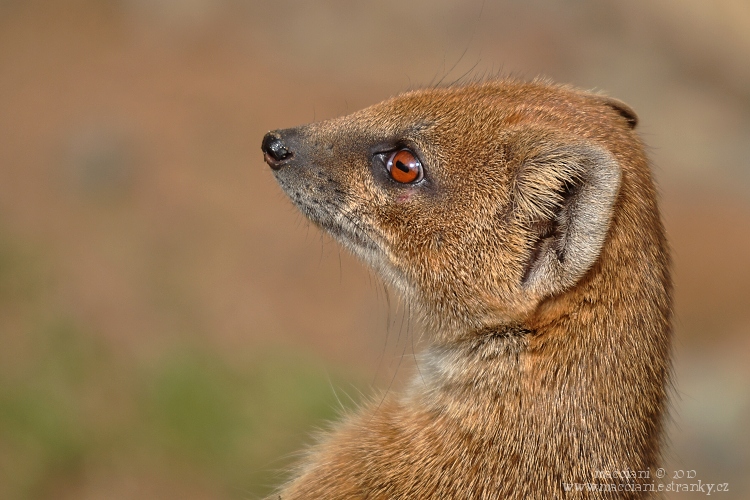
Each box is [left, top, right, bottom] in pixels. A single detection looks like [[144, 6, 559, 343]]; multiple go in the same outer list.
[[513, 140, 622, 297]]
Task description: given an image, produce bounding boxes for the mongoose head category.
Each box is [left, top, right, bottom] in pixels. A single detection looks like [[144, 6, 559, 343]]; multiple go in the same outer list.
[[262, 80, 640, 339]]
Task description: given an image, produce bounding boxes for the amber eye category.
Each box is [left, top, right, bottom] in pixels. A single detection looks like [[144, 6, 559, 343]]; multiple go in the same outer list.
[[386, 149, 423, 184]]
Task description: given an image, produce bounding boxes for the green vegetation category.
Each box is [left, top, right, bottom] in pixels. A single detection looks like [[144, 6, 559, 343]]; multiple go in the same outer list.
[[0, 232, 358, 499]]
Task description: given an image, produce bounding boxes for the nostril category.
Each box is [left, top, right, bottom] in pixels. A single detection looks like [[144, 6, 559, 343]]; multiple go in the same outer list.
[[262, 132, 293, 169]]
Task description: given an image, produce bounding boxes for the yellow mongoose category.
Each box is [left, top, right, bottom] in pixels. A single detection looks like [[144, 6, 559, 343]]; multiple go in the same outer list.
[[261, 79, 672, 499]]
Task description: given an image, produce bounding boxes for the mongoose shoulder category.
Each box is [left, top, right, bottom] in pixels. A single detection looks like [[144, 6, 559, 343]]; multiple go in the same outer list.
[[261, 79, 672, 499]]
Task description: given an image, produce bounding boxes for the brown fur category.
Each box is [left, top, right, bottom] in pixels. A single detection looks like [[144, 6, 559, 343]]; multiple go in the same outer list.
[[262, 79, 672, 499]]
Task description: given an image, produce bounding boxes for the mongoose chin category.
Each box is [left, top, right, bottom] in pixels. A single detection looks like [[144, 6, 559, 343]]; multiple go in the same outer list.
[[262, 78, 672, 499]]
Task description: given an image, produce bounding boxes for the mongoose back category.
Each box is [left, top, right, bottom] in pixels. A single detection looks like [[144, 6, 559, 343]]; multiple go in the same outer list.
[[261, 79, 672, 499]]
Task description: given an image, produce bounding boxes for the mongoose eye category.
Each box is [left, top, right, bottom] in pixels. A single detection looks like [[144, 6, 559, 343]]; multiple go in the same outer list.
[[386, 149, 423, 184]]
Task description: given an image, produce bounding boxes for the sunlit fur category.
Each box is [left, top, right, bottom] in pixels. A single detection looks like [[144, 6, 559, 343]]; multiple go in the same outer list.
[[266, 78, 672, 499]]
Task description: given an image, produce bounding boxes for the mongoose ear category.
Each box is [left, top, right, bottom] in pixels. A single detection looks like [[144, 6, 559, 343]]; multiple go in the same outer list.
[[515, 142, 622, 297], [599, 96, 638, 129]]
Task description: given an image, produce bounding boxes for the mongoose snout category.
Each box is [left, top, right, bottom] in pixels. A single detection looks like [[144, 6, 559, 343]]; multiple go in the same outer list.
[[261, 79, 672, 499]]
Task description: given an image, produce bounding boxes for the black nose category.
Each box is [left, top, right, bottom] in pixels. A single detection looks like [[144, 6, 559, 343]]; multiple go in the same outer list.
[[262, 132, 293, 170]]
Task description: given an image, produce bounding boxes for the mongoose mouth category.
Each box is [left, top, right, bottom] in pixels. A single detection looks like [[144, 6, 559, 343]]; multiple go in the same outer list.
[[321, 217, 380, 253], [273, 173, 382, 255], [305, 200, 382, 254]]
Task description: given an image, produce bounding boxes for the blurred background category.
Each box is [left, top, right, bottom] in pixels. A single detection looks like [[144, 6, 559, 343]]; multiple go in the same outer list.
[[1, 0, 748, 498]]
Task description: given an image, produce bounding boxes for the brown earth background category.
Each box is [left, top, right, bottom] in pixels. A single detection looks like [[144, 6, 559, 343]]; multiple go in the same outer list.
[[1, 1, 749, 498]]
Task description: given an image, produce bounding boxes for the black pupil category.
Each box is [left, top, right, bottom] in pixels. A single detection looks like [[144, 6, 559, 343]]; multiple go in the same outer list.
[[395, 160, 411, 173]]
